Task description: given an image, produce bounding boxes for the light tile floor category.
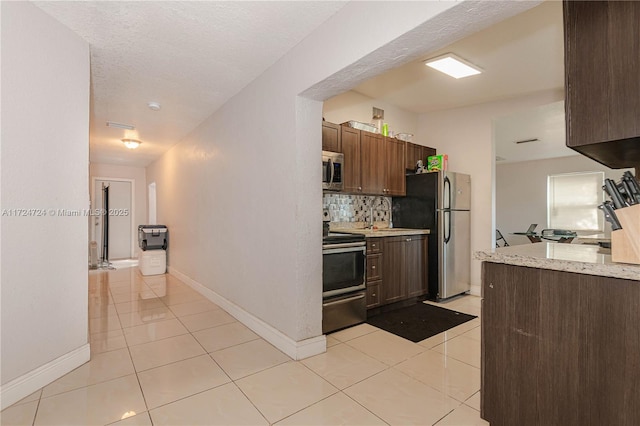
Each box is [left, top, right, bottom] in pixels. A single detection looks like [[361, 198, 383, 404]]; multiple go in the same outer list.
[[2, 267, 486, 426]]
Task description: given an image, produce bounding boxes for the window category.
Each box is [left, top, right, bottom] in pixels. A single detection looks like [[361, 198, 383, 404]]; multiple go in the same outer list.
[[547, 171, 604, 231]]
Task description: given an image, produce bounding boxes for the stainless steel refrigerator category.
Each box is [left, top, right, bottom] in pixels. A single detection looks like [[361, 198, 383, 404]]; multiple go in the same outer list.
[[392, 171, 471, 300]]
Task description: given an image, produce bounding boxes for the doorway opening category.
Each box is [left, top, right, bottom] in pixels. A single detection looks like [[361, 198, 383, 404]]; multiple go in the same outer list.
[[148, 182, 157, 224], [91, 177, 135, 260]]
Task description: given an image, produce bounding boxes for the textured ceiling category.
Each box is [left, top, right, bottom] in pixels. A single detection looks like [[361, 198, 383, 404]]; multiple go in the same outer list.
[[34, 1, 347, 167], [352, 1, 564, 114]]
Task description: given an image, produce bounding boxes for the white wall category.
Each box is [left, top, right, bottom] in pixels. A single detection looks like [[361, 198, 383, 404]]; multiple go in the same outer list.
[[418, 89, 563, 294], [90, 163, 147, 255], [147, 1, 537, 355], [323, 91, 419, 138], [496, 155, 631, 246], [1, 2, 90, 408]]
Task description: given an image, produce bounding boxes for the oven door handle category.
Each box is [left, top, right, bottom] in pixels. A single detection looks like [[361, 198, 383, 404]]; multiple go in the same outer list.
[[323, 283, 366, 299], [322, 293, 365, 307], [322, 244, 366, 253]]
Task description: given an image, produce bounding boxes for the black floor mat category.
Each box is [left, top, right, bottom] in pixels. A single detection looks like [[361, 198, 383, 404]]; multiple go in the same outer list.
[[366, 303, 477, 343]]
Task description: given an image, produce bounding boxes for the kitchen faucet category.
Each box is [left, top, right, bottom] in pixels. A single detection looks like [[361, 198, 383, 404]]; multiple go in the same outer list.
[[368, 196, 393, 229]]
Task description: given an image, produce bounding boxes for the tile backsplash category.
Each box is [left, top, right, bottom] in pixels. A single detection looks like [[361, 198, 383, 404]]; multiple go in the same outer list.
[[323, 193, 392, 227]]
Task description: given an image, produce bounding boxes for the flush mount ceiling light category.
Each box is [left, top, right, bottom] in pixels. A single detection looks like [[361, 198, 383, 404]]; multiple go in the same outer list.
[[425, 53, 482, 79], [147, 101, 161, 111], [106, 121, 135, 130], [122, 138, 141, 149]]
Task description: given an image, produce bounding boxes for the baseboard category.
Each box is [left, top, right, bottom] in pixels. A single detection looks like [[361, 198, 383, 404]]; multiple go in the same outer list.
[[1, 344, 90, 410], [470, 285, 481, 297], [168, 267, 326, 360]]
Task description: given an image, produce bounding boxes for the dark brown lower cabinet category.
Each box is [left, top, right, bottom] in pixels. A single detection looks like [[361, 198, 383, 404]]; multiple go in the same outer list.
[[382, 236, 428, 304], [382, 238, 405, 304], [366, 252, 383, 309], [405, 237, 428, 298], [482, 262, 640, 426]]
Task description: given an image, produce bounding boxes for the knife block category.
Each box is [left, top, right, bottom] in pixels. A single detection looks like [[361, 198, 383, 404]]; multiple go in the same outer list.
[[611, 204, 640, 264]]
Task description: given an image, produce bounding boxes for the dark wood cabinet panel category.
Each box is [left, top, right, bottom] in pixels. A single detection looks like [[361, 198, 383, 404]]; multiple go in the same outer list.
[[405, 142, 420, 172], [563, 1, 640, 168], [423, 146, 437, 162], [574, 272, 640, 425], [367, 238, 382, 255], [360, 132, 386, 195], [341, 126, 362, 193], [366, 282, 381, 308], [406, 143, 436, 172], [482, 261, 640, 425], [367, 253, 382, 282], [405, 236, 428, 297], [322, 121, 341, 152], [481, 263, 541, 425], [336, 124, 430, 196], [563, 1, 609, 148], [366, 241, 383, 309], [606, 2, 640, 142], [366, 236, 428, 309], [382, 237, 405, 304], [385, 137, 406, 196]]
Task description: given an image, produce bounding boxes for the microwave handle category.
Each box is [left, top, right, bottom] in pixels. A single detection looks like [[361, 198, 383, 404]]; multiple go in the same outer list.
[[328, 158, 334, 185]]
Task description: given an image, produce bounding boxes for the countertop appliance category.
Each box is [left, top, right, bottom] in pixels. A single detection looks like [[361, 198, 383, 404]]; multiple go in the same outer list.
[[322, 232, 366, 333], [322, 151, 343, 191], [392, 171, 471, 300]]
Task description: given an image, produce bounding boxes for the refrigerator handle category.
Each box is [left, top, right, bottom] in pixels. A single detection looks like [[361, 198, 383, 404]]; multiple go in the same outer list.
[[443, 175, 451, 210], [444, 211, 451, 243]]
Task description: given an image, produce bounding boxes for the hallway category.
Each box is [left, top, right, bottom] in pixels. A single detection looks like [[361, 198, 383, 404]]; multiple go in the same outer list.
[[2, 267, 484, 425]]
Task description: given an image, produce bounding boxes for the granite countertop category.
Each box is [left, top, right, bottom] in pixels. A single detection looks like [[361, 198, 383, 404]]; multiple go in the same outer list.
[[332, 227, 430, 238], [475, 242, 640, 281]]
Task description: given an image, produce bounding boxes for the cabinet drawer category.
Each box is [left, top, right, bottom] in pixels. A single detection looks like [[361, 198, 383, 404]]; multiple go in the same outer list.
[[367, 239, 383, 254], [366, 282, 381, 308], [367, 254, 382, 281]]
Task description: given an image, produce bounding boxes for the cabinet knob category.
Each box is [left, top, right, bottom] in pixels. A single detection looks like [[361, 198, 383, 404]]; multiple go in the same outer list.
[[372, 265, 376, 269], [372, 243, 376, 247], [358, 187, 362, 191], [372, 293, 376, 297], [406, 238, 412, 242]]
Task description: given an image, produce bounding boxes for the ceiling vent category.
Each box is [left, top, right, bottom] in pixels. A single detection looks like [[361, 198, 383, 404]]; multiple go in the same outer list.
[[107, 121, 135, 130], [514, 138, 540, 144]]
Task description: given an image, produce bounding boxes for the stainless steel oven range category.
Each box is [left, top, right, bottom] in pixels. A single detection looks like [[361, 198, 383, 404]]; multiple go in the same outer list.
[[322, 232, 366, 334]]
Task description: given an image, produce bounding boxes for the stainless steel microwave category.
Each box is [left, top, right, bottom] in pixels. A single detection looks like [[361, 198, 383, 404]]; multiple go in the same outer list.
[[322, 151, 343, 191]]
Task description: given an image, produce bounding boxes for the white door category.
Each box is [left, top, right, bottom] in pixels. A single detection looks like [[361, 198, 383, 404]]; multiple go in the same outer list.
[[94, 180, 132, 260]]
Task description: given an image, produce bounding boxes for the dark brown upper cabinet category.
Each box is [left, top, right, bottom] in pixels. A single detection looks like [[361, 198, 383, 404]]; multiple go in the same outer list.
[[321, 121, 341, 152], [341, 125, 362, 193], [563, 1, 640, 168], [406, 142, 437, 173]]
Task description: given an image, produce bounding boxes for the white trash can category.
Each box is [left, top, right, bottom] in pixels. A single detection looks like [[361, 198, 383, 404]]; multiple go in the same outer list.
[[139, 250, 166, 276]]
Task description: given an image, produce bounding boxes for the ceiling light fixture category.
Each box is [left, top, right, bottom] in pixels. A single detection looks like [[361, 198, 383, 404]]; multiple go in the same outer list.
[[122, 138, 141, 149], [425, 53, 482, 79], [147, 102, 161, 111], [107, 121, 135, 130]]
